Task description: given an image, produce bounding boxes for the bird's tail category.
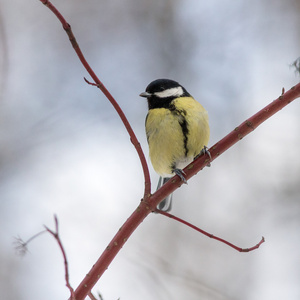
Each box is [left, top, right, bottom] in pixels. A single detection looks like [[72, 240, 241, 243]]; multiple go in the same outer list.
[[156, 176, 173, 212]]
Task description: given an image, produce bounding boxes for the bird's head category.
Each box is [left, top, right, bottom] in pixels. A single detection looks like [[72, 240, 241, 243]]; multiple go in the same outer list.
[[140, 79, 190, 109]]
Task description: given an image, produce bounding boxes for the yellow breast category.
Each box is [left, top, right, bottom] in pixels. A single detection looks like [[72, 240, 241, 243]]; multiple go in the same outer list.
[[146, 97, 209, 177]]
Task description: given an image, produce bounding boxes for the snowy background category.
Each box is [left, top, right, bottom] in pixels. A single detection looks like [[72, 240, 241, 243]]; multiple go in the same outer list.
[[0, 1, 300, 299]]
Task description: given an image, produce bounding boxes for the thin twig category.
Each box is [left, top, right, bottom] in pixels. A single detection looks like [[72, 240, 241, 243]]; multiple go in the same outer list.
[[39, 0, 151, 199], [290, 57, 300, 76], [13, 230, 47, 256], [156, 210, 265, 252], [88, 292, 98, 300], [45, 215, 75, 300]]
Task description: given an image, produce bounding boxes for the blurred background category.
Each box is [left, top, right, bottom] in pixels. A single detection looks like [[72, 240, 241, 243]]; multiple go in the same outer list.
[[0, 0, 300, 299]]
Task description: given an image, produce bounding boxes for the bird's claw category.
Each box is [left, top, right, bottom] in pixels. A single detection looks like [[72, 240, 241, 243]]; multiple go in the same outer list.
[[195, 145, 212, 167], [174, 169, 187, 184]]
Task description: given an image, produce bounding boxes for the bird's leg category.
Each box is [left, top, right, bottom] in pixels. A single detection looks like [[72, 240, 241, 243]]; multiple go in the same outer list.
[[174, 169, 187, 184], [194, 145, 212, 167], [201, 145, 212, 161]]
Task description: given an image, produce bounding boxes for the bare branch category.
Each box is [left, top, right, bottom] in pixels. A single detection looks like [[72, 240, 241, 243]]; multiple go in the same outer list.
[[13, 230, 47, 256], [156, 210, 265, 252], [291, 57, 300, 76], [45, 215, 75, 300], [39, 0, 151, 199], [88, 292, 98, 300]]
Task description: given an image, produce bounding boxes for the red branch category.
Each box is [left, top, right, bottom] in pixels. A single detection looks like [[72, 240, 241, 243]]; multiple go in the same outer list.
[[167, 85, 300, 185], [87, 292, 98, 300], [157, 210, 265, 252], [37, 1, 300, 300], [44, 215, 75, 300], [39, 0, 151, 199], [72, 83, 300, 300]]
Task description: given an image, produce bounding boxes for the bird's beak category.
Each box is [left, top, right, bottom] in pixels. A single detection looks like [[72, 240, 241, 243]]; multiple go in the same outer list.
[[139, 92, 151, 98]]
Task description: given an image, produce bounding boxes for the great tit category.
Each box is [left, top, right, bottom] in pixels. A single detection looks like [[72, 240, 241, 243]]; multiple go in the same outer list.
[[140, 79, 210, 212]]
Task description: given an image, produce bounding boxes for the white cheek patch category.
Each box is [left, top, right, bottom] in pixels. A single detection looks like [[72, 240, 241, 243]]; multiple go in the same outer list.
[[154, 86, 184, 98]]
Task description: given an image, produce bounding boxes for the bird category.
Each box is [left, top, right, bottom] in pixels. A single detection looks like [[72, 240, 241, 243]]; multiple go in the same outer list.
[[140, 79, 210, 212]]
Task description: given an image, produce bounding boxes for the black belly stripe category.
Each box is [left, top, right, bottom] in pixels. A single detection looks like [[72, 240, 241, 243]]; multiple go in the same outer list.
[[170, 114, 189, 173], [169, 105, 189, 157], [179, 116, 189, 157], [168, 105, 189, 172]]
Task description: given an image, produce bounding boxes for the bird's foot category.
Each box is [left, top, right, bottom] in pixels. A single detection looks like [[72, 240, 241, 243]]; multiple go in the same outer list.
[[195, 145, 212, 167], [174, 169, 187, 184]]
